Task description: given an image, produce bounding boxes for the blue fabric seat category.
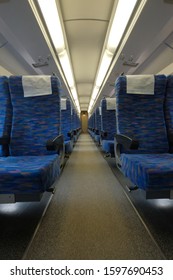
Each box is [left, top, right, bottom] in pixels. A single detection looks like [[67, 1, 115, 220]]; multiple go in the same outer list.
[[0, 75, 63, 203], [61, 98, 73, 154], [94, 107, 101, 144], [165, 75, 173, 153], [72, 107, 81, 142], [88, 113, 95, 138], [115, 75, 173, 199], [100, 98, 116, 156], [0, 76, 12, 156]]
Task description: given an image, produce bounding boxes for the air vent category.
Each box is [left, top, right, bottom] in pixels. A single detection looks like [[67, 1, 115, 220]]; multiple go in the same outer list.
[[32, 61, 49, 68], [32, 55, 51, 68], [123, 61, 139, 67]]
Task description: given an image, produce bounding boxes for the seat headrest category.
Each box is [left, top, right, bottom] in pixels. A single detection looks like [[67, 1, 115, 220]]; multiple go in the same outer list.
[[61, 98, 67, 110], [126, 75, 155, 95], [106, 97, 116, 110], [22, 75, 52, 97]]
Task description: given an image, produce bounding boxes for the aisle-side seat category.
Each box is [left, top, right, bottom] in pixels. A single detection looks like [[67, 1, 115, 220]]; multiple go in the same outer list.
[[165, 75, 173, 153], [88, 112, 96, 138], [93, 107, 101, 144], [115, 75, 173, 199], [61, 98, 74, 154], [0, 75, 64, 203], [72, 108, 81, 142], [100, 97, 116, 157], [0, 76, 12, 157]]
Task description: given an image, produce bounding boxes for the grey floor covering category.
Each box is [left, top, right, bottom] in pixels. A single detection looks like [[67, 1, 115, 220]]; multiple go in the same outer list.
[[106, 157, 173, 260], [23, 134, 165, 260], [0, 191, 52, 259]]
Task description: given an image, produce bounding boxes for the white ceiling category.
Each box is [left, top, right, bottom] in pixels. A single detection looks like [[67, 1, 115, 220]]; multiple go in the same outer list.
[[0, 0, 173, 112], [58, 0, 115, 110]]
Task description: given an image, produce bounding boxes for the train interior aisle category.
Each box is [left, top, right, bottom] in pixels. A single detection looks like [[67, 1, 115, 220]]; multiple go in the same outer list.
[[21, 133, 164, 260], [1, 0, 173, 264], [1, 133, 173, 260]]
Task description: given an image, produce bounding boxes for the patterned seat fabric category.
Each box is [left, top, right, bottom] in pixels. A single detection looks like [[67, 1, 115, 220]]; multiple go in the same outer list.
[[88, 113, 95, 138], [0, 154, 60, 194], [116, 75, 168, 154], [0, 75, 62, 198], [101, 98, 116, 155], [121, 153, 173, 191], [72, 107, 81, 142], [61, 98, 73, 153], [94, 107, 101, 143], [0, 76, 12, 156], [165, 75, 173, 153], [9, 76, 61, 156], [115, 75, 173, 193]]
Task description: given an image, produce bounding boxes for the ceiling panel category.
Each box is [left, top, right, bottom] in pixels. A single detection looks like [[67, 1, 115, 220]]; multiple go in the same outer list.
[[65, 20, 108, 84], [59, 0, 115, 111], [59, 0, 115, 20]]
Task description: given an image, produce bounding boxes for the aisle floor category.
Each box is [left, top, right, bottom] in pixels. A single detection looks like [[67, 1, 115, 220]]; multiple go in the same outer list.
[[23, 134, 164, 260]]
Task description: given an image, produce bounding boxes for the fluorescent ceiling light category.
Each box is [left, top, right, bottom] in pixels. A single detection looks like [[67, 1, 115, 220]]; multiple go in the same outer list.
[[71, 87, 80, 113], [37, 0, 80, 112], [75, 99, 80, 111], [88, 50, 112, 112], [88, 97, 95, 113], [59, 50, 75, 88], [71, 87, 78, 101], [37, 0, 65, 52], [96, 50, 113, 87], [88, 0, 138, 113], [107, 0, 137, 52], [91, 86, 99, 101]]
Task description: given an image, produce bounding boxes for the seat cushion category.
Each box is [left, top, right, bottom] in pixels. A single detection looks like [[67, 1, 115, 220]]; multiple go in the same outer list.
[[121, 153, 173, 190], [0, 154, 60, 194], [102, 140, 114, 155], [65, 140, 73, 154]]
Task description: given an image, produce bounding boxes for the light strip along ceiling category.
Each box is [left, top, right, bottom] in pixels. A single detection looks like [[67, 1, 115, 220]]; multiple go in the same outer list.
[[29, 0, 80, 113], [88, 0, 138, 113], [29, 0, 146, 114]]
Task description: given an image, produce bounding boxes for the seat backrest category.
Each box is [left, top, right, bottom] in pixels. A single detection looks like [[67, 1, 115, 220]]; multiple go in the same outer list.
[[101, 97, 116, 140], [8, 75, 61, 156], [165, 75, 173, 152], [95, 107, 101, 132], [72, 107, 80, 129], [0, 76, 12, 156], [115, 75, 168, 153], [88, 112, 95, 130], [61, 98, 72, 141]]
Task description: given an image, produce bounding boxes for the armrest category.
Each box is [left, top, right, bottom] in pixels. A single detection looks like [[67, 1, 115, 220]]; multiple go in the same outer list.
[[67, 130, 74, 140], [95, 129, 99, 135], [46, 134, 64, 152], [0, 136, 10, 145], [101, 131, 107, 139], [115, 134, 139, 150]]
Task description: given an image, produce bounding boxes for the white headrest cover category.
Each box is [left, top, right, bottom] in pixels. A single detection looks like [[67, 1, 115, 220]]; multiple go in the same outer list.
[[126, 75, 155, 95], [106, 98, 116, 110], [61, 98, 67, 110], [22, 75, 52, 97]]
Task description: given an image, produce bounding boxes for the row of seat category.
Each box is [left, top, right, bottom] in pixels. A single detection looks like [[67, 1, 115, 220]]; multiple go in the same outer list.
[[0, 75, 81, 203], [88, 97, 116, 157], [89, 74, 173, 199]]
